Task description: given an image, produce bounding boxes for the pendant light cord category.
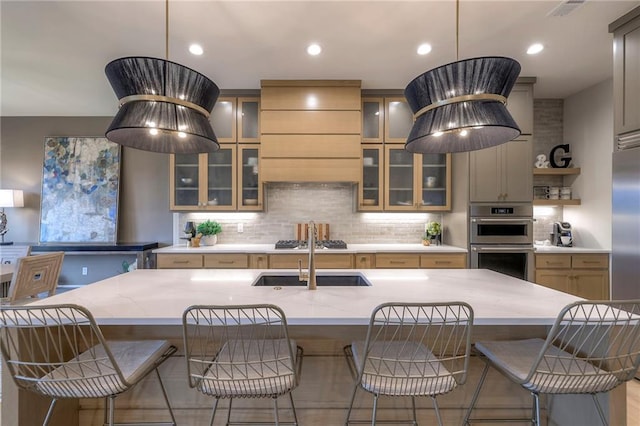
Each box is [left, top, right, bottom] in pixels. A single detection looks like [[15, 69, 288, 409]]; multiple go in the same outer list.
[[456, 0, 459, 61], [165, 0, 169, 60]]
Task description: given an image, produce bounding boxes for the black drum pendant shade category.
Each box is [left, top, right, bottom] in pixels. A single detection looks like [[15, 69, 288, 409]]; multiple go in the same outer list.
[[404, 56, 522, 154], [105, 57, 220, 154]]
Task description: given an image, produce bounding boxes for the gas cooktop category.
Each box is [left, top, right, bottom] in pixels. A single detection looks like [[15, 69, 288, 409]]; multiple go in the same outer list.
[[275, 240, 347, 249]]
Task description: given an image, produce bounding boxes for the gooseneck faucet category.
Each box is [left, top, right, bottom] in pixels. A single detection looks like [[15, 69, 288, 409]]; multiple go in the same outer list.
[[298, 220, 317, 290]]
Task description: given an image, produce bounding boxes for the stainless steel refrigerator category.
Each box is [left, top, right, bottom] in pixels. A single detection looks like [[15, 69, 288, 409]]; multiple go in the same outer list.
[[612, 145, 640, 300]]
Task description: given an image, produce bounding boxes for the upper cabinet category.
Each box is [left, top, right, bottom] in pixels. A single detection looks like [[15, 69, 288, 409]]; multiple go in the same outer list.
[[611, 8, 640, 138], [362, 98, 384, 143], [469, 82, 534, 203], [210, 97, 260, 143], [385, 97, 414, 143]]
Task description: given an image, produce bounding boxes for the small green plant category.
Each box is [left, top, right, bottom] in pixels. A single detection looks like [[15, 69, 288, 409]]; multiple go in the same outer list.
[[197, 220, 222, 236], [426, 221, 441, 236]]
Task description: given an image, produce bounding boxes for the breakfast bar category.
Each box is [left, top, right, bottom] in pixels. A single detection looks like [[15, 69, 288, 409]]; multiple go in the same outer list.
[[3, 268, 627, 425]]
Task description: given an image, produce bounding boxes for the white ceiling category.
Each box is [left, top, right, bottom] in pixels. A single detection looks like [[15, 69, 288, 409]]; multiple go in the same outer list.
[[1, 0, 639, 116]]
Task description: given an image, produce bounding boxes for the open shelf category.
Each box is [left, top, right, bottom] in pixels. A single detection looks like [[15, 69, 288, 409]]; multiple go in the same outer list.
[[533, 199, 581, 206], [533, 167, 581, 175]]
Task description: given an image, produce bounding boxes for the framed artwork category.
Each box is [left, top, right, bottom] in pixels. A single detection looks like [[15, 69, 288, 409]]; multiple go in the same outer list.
[[39, 137, 121, 243]]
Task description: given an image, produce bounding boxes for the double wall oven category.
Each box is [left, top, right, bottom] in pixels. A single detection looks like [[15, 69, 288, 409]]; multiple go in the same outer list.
[[469, 204, 534, 281]]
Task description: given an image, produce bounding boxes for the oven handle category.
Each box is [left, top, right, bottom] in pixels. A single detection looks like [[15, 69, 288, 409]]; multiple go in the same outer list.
[[471, 246, 535, 252], [471, 218, 534, 223]]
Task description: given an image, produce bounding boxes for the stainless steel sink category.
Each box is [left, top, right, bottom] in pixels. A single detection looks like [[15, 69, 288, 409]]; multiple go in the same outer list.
[[252, 273, 371, 287]]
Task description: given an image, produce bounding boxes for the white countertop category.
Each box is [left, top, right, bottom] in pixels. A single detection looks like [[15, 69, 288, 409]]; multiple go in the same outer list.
[[29, 268, 581, 326], [534, 245, 611, 254], [154, 243, 468, 254]]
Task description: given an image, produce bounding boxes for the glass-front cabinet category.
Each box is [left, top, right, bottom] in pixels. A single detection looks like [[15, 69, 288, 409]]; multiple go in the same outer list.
[[238, 144, 262, 210], [237, 98, 260, 142], [362, 98, 383, 143], [385, 97, 414, 142], [360, 145, 383, 210], [210, 98, 236, 143], [170, 145, 237, 210], [383, 146, 451, 211]]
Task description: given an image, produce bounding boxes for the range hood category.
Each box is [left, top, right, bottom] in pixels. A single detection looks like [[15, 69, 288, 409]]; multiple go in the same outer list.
[[260, 80, 362, 183]]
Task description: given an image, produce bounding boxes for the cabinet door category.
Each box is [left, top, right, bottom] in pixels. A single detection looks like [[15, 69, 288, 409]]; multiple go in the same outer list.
[[204, 145, 237, 210], [418, 153, 451, 210], [157, 254, 203, 269], [238, 145, 262, 211], [355, 254, 374, 269], [362, 98, 384, 143], [171, 153, 203, 209], [385, 146, 416, 210], [507, 84, 534, 135], [572, 270, 609, 300], [384, 98, 413, 142], [238, 97, 260, 142], [360, 145, 383, 210], [210, 97, 237, 143], [502, 138, 533, 202], [250, 254, 269, 269], [469, 145, 501, 202], [613, 18, 640, 135], [535, 269, 572, 294]]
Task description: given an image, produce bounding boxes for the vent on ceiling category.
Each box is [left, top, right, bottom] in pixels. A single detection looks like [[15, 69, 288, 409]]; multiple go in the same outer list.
[[547, 0, 587, 17]]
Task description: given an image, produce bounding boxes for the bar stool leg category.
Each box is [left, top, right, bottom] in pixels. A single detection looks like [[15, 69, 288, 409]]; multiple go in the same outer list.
[[432, 396, 443, 426], [43, 399, 57, 426], [226, 398, 233, 426], [463, 362, 490, 425], [273, 396, 280, 426], [209, 398, 219, 426], [289, 392, 299, 425], [371, 394, 379, 426], [411, 396, 418, 425]]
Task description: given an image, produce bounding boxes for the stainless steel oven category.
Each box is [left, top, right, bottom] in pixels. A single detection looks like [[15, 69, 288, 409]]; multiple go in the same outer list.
[[469, 204, 534, 281]]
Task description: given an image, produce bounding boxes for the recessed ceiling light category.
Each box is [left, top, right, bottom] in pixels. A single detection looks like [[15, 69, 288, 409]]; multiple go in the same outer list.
[[527, 43, 544, 55], [189, 44, 204, 56], [307, 44, 322, 56], [417, 43, 432, 55]]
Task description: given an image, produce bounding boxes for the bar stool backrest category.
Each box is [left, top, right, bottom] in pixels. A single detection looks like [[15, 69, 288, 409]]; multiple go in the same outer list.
[[7, 251, 64, 302]]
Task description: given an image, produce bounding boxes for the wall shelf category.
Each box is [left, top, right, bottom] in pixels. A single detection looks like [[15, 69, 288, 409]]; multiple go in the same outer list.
[[533, 199, 581, 206], [533, 167, 581, 175]]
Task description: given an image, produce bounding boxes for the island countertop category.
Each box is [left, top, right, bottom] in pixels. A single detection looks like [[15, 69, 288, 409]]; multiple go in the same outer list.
[[154, 243, 468, 254], [29, 268, 581, 326]]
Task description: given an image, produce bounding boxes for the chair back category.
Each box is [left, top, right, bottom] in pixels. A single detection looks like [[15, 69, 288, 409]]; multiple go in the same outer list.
[[530, 300, 640, 394], [6, 251, 64, 302], [182, 304, 300, 398], [0, 304, 128, 398], [357, 302, 474, 396], [0, 245, 31, 264]]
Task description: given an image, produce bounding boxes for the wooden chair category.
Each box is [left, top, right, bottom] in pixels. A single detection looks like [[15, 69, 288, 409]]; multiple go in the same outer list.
[[0, 244, 31, 296], [0, 304, 177, 426], [344, 302, 474, 426], [5, 251, 63, 303]]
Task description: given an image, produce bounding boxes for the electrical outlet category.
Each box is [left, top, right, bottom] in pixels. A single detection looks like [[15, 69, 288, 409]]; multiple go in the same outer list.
[[237, 223, 244, 233], [82, 266, 88, 276]]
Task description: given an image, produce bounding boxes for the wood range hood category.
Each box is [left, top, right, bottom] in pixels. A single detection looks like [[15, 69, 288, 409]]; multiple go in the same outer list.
[[260, 80, 362, 183]]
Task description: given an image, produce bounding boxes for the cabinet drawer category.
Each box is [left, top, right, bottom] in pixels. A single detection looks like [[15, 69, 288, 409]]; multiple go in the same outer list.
[[535, 254, 571, 269], [375, 253, 420, 268], [269, 253, 354, 269], [420, 254, 466, 269], [157, 254, 203, 269], [572, 254, 609, 269], [204, 254, 249, 268]]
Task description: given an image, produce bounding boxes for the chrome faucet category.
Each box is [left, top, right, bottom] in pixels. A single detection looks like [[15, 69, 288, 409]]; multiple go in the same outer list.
[[298, 221, 317, 290]]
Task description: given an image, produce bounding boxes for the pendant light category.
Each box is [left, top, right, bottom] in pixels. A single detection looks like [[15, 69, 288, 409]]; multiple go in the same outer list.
[[404, 0, 521, 154], [105, 0, 220, 154]]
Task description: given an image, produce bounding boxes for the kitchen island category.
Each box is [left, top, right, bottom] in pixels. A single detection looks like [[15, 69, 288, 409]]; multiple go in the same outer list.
[[3, 269, 626, 425]]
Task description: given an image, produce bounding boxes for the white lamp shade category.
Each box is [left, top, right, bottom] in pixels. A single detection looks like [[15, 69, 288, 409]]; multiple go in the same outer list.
[[0, 190, 24, 208]]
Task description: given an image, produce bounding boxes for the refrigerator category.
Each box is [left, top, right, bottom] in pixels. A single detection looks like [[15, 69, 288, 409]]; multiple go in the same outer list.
[[611, 145, 640, 300]]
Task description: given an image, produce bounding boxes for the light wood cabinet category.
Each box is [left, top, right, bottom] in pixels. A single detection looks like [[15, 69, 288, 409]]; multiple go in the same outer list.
[[384, 146, 451, 211], [268, 253, 355, 269], [355, 254, 374, 268], [420, 253, 467, 269], [210, 96, 260, 143], [469, 137, 533, 202], [170, 145, 237, 210], [362, 97, 384, 143], [250, 254, 269, 269], [203, 254, 249, 269], [157, 254, 203, 269], [384, 97, 414, 143], [535, 253, 609, 300], [611, 9, 640, 136], [237, 144, 262, 211], [359, 145, 384, 210]]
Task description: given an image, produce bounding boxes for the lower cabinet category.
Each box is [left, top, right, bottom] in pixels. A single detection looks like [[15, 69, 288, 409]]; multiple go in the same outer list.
[[375, 253, 420, 268], [157, 254, 203, 269], [204, 254, 249, 268], [535, 254, 609, 300], [420, 253, 467, 269]]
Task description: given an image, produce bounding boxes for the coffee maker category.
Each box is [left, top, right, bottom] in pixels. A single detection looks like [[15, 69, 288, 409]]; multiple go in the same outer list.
[[552, 222, 573, 247]]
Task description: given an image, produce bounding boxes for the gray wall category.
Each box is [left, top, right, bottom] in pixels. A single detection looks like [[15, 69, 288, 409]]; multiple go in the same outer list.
[[0, 117, 173, 245]]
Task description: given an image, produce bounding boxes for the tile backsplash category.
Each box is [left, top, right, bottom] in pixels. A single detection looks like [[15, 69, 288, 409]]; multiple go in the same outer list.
[[174, 183, 442, 245]]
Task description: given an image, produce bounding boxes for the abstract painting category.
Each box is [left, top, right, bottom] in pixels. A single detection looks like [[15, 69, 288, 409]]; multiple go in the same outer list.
[[39, 137, 121, 243]]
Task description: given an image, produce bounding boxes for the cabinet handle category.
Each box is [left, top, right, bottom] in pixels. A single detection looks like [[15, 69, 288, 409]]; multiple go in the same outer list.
[[218, 261, 235, 264], [580, 261, 601, 264], [389, 261, 406, 265], [547, 262, 564, 265], [173, 260, 190, 264], [435, 261, 451, 265]]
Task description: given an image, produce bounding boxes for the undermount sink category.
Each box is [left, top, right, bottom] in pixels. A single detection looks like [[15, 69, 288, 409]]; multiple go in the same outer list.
[[252, 273, 372, 287]]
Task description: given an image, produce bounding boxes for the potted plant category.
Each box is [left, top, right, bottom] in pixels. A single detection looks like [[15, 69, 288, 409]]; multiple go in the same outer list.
[[196, 220, 222, 246], [425, 221, 442, 246]]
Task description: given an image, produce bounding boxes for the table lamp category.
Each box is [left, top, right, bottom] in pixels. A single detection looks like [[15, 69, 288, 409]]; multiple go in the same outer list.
[[0, 189, 24, 245]]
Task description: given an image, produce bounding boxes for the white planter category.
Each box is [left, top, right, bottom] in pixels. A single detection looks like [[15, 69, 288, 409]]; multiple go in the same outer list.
[[201, 235, 218, 246]]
